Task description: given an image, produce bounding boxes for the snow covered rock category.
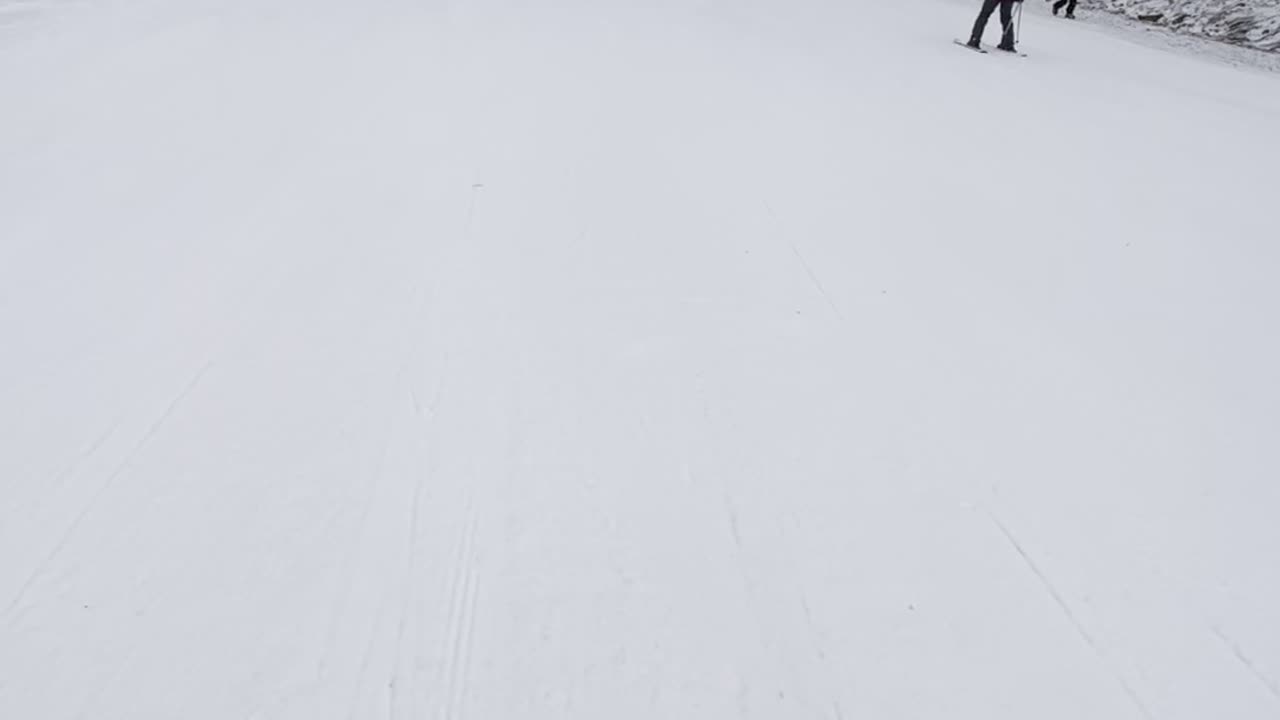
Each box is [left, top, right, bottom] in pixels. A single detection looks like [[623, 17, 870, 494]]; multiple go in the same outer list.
[[1092, 0, 1280, 51]]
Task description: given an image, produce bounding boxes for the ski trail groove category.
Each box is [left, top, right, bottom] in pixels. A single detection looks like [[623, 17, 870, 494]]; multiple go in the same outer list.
[[343, 569, 394, 720], [390, 458, 429, 719], [2, 361, 213, 625], [987, 511, 1097, 648], [762, 200, 845, 323], [1210, 624, 1280, 706], [723, 490, 744, 552], [319, 391, 398, 682], [440, 498, 480, 720], [987, 510, 1157, 720], [45, 422, 119, 492]]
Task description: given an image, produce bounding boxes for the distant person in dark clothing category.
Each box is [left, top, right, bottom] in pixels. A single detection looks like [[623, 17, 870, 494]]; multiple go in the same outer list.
[[968, 0, 1021, 52], [1053, 0, 1078, 19]]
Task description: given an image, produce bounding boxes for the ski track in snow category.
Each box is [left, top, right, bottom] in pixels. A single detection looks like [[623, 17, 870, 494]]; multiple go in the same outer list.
[[2, 0, 1280, 718], [3, 361, 213, 625], [986, 509, 1158, 720]]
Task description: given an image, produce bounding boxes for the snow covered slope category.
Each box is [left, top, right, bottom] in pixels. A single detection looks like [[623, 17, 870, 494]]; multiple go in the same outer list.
[[1094, 0, 1280, 52], [2, 0, 1279, 718]]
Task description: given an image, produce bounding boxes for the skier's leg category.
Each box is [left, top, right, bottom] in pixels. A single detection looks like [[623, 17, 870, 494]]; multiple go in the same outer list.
[[997, 0, 1016, 49], [1053, 0, 1066, 14], [969, 0, 1001, 45], [1065, 0, 1077, 17]]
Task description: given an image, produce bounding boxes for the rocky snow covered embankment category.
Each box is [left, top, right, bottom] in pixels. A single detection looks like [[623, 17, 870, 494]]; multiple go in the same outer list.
[[1095, 0, 1280, 51]]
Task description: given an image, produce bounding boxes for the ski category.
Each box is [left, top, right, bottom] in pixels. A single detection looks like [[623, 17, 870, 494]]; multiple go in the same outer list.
[[953, 39, 1027, 57]]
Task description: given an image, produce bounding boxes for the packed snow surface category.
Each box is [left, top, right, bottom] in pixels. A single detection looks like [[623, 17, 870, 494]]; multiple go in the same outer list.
[[3, 0, 1280, 718]]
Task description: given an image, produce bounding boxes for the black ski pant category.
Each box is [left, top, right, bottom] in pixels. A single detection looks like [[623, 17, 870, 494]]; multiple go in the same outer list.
[[970, 0, 1016, 48], [1053, 0, 1077, 14]]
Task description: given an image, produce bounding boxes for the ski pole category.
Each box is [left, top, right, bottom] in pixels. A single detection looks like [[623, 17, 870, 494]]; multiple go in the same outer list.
[[1016, 1, 1024, 44]]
